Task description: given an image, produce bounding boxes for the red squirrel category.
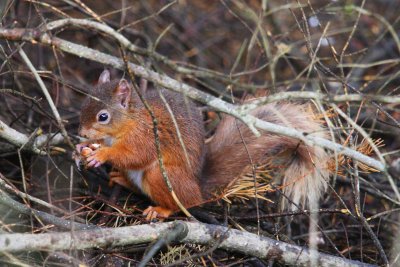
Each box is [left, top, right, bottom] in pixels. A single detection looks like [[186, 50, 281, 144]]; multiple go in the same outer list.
[[77, 70, 329, 220]]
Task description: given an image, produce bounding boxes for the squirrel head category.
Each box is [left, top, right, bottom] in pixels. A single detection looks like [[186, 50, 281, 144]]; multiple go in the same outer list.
[[79, 70, 134, 142]]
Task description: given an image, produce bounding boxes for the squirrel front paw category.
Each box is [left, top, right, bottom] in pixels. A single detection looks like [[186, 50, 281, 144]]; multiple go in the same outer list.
[[75, 143, 105, 168], [86, 148, 108, 168]]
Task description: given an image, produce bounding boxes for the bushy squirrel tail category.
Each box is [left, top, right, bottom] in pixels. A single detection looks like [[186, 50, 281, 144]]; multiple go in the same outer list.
[[201, 102, 329, 209]]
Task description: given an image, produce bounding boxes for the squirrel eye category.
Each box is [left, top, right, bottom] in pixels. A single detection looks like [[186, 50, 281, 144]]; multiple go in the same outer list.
[[96, 110, 110, 124], [98, 113, 108, 121]]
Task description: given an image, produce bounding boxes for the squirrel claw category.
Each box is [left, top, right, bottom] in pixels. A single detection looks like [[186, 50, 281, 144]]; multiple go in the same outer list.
[[86, 150, 105, 168], [86, 155, 102, 168], [87, 159, 101, 168], [143, 206, 173, 221]]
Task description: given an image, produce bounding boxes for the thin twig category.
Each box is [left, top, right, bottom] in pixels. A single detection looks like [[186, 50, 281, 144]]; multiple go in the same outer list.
[[18, 47, 73, 148]]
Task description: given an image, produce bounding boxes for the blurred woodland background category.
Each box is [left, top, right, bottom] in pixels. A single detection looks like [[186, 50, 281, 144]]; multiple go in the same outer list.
[[1, 0, 400, 266]]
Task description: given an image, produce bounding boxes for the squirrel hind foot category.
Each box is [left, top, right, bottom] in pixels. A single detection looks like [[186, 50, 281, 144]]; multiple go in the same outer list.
[[143, 206, 174, 221]]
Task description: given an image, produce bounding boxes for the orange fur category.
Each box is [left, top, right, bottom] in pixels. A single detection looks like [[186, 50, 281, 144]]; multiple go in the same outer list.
[[79, 73, 205, 219]]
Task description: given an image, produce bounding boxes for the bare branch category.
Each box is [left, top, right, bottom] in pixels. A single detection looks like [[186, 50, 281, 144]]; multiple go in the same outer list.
[[240, 91, 400, 112], [0, 118, 66, 154], [0, 119, 44, 155], [0, 220, 374, 267]]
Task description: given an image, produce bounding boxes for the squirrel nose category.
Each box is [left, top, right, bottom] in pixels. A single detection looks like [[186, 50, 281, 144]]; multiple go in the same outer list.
[[79, 127, 89, 138]]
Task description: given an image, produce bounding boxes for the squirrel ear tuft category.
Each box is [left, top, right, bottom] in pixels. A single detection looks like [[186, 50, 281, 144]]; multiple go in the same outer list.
[[114, 79, 132, 108], [98, 69, 111, 84]]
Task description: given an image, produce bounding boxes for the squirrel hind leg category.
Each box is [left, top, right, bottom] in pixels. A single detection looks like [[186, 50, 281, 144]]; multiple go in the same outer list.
[[143, 206, 173, 221], [109, 170, 137, 190]]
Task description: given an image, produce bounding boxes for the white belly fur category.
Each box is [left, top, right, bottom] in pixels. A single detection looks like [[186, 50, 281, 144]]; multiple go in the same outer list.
[[127, 170, 144, 191], [103, 137, 144, 191], [104, 137, 115, 146]]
